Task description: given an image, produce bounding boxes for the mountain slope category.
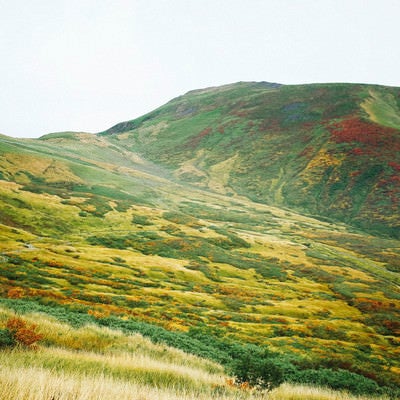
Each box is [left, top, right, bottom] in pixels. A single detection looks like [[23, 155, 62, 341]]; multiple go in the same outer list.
[[102, 82, 400, 237], [0, 82, 400, 396]]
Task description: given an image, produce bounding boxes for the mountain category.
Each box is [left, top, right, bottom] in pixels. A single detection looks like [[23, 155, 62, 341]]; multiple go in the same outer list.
[[102, 81, 400, 237], [0, 82, 399, 398]]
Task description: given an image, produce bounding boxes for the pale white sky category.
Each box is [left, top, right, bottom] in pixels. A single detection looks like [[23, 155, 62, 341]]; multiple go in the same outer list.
[[1, 0, 399, 138]]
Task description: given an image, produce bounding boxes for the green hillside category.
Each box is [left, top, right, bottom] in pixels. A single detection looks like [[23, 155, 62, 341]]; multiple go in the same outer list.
[[102, 82, 400, 237], [0, 81, 399, 398]]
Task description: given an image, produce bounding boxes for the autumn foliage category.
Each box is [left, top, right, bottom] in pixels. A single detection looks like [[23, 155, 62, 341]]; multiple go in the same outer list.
[[6, 317, 43, 348], [328, 117, 400, 150]]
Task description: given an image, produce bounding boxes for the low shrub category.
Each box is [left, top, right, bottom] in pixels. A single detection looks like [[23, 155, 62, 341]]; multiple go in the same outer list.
[[0, 328, 15, 348], [288, 367, 381, 396], [227, 344, 283, 391], [132, 215, 153, 226], [6, 316, 43, 348]]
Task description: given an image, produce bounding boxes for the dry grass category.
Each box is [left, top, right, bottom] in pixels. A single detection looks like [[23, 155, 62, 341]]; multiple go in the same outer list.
[[0, 346, 226, 393], [0, 308, 236, 397], [0, 364, 249, 400], [0, 308, 221, 374], [269, 383, 389, 400], [0, 364, 389, 400]]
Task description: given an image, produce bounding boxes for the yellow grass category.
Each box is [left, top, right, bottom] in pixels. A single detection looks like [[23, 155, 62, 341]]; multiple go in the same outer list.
[[0, 308, 220, 372], [208, 153, 239, 193], [0, 364, 389, 400], [0, 364, 244, 400], [0, 308, 241, 399], [0, 153, 83, 184], [269, 383, 389, 400]]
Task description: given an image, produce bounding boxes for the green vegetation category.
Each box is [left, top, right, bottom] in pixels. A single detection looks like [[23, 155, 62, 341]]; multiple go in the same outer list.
[[0, 81, 399, 398], [228, 344, 284, 391], [0, 328, 15, 348]]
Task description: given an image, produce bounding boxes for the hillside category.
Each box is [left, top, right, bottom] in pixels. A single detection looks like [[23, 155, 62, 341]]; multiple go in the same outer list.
[[102, 82, 400, 237], [0, 304, 386, 400], [0, 81, 399, 398]]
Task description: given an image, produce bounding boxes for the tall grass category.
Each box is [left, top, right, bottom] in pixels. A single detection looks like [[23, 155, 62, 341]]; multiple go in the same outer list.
[[0, 307, 240, 398], [0, 347, 226, 394], [0, 363, 250, 400], [0, 363, 389, 400], [0, 306, 391, 400], [0, 307, 221, 373], [269, 383, 390, 400]]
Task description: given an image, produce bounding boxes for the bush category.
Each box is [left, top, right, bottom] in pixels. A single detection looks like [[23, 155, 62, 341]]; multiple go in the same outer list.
[[0, 328, 15, 348], [6, 316, 43, 348], [228, 344, 283, 391], [132, 215, 153, 225], [163, 211, 198, 225], [288, 367, 381, 396]]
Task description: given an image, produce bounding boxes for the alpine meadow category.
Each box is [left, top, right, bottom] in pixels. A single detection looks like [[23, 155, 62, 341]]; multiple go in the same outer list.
[[0, 81, 399, 399]]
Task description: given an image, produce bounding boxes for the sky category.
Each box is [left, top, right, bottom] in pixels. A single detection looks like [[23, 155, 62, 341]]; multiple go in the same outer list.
[[1, 0, 400, 138]]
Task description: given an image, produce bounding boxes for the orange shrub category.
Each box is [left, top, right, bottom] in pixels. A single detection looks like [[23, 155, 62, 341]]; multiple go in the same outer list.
[[6, 317, 43, 348], [7, 287, 25, 299]]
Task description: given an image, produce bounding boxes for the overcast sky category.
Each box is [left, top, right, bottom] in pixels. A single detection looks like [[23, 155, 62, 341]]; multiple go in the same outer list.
[[1, 0, 399, 138]]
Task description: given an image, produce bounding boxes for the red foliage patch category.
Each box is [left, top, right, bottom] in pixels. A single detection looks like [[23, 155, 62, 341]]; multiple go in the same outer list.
[[354, 298, 394, 312], [198, 127, 212, 138], [187, 127, 213, 148], [383, 319, 400, 334], [7, 287, 25, 299], [328, 117, 400, 149], [351, 147, 364, 155], [388, 161, 400, 171], [217, 125, 225, 134], [390, 175, 400, 183], [46, 260, 64, 268], [350, 170, 361, 177], [299, 146, 314, 157]]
